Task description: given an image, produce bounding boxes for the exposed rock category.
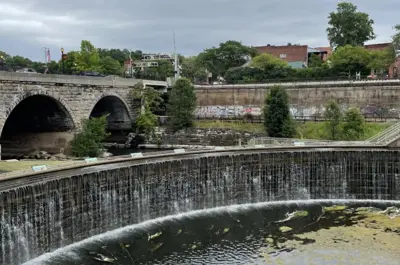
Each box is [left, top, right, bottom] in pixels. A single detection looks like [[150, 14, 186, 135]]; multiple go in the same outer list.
[[154, 128, 265, 147]]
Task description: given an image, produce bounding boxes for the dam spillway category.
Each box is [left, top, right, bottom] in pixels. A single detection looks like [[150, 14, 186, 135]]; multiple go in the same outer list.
[[0, 148, 400, 264]]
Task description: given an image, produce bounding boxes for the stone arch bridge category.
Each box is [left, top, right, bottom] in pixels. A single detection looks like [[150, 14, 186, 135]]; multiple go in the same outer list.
[[0, 72, 168, 159]]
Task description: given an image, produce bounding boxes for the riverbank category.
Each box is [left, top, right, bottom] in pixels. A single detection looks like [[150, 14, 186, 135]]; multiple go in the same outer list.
[[194, 121, 392, 140]]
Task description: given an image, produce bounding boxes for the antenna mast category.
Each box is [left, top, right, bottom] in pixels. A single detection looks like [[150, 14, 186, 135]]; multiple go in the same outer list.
[[173, 29, 180, 80]]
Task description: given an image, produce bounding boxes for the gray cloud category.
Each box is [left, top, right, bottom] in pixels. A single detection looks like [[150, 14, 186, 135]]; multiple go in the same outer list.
[[0, 0, 397, 61]]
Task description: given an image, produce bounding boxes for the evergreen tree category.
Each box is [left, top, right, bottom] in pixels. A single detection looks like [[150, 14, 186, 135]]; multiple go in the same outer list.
[[263, 86, 295, 137], [324, 100, 342, 140], [167, 78, 197, 131]]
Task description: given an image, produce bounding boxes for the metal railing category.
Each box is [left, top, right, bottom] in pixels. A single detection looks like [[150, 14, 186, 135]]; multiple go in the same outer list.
[[248, 137, 385, 147], [194, 115, 400, 123], [366, 121, 400, 144]]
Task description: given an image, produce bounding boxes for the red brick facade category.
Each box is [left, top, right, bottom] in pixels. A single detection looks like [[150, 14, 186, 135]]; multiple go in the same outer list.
[[254, 45, 308, 64]]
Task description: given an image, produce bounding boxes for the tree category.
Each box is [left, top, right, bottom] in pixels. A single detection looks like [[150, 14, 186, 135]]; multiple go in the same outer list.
[[100, 56, 123, 76], [74, 40, 101, 72], [71, 115, 110, 158], [181, 56, 208, 83], [167, 78, 197, 131], [324, 100, 342, 140], [263, 86, 295, 138], [308, 54, 324, 68], [329, 45, 371, 76], [131, 82, 162, 139], [393, 24, 400, 55], [327, 2, 375, 49], [197, 40, 258, 79], [249, 53, 287, 70], [368, 47, 396, 76], [342, 108, 365, 140]]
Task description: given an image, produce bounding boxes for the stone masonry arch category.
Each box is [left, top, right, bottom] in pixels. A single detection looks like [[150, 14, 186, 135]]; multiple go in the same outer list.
[[88, 92, 133, 131], [0, 91, 78, 137], [88, 92, 133, 120]]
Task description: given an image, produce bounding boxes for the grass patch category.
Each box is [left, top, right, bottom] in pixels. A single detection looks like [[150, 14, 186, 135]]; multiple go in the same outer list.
[[194, 121, 265, 133], [0, 160, 71, 173], [195, 121, 393, 140]]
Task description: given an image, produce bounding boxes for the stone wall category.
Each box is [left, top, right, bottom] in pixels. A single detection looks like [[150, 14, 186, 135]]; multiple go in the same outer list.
[[0, 149, 399, 265], [159, 128, 265, 146], [195, 84, 400, 118]]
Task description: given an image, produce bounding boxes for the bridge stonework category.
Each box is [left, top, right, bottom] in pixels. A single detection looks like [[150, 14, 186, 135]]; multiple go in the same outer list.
[[0, 72, 169, 158], [0, 81, 135, 134]]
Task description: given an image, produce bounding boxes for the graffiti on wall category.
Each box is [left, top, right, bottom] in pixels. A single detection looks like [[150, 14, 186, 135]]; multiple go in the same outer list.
[[195, 106, 262, 117], [195, 104, 400, 118]]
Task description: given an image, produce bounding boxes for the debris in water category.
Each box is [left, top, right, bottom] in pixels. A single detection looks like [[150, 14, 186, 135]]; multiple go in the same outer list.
[[276, 210, 309, 223], [279, 226, 293, 233], [176, 229, 182, 236], [151, 242, 164, 252], [222, 227, 230, 234], [148, 231, 162, 241], [325, 205, 347, 212], [92, 253, 116, 263]]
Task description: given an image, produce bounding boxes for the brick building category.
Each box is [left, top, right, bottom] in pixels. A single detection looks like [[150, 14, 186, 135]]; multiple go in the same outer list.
[[364, 43, 399, 78], [254, 44, 328, 68]]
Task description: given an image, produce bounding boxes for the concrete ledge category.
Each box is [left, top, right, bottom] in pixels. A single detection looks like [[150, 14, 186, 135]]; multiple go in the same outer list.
[[0, 144, 393, 183], [0, 72, 168, 87]]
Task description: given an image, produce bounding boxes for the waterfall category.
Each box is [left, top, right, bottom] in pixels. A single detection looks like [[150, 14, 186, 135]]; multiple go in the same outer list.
[[0, 149, 399, 265]]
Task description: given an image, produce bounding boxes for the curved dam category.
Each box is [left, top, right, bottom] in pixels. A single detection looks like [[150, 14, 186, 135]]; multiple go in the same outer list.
[[1, 147, 400, 264]]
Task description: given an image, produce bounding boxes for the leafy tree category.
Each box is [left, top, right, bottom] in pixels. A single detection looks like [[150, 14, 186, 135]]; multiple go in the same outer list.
[[342, 108, 365, 140], [61, 51, 79, 74], [327, 2, 375, 49], [181, 56, 208, 83], [249, 53, 287, 70], [71, 115, 110, 158], [393, 24, 400, 55], [197, 40, 258, 78], [324, 100, 342, 140], [167, 78, 197, 131], [329, 45, 371, 76], [74, 40, 101, 72], [263, 86, 295, 138], [308, 54, 324, 68], [131, 82, 162, 139], [100, 56, 123, 75], [368, 47, 396, 76]]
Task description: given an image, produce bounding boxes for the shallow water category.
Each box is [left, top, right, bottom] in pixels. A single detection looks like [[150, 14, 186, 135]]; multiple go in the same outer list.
[[24, 200, 400, 265]]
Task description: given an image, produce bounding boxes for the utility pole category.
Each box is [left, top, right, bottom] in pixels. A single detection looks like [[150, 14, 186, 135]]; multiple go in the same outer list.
[[173, 29, 180, 81], [42, 47, 49, 74]]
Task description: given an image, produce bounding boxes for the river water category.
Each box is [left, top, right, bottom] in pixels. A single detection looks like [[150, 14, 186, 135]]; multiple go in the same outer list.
[[24, 200, 400, 265]]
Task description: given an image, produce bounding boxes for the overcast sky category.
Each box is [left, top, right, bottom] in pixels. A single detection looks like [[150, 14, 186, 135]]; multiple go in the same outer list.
[[0, 0, 398, 61]]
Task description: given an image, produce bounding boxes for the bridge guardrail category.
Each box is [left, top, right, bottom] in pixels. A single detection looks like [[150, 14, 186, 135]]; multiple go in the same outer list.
[[0, 72, 168, 87], [248, 137, 385, 147]]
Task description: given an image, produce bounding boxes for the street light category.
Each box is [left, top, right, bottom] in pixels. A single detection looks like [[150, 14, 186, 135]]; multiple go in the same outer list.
[[61, 48, 65, 74]]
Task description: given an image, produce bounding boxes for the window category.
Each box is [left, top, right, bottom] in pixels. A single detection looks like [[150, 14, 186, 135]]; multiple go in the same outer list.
[[280, 54, 287, 59]]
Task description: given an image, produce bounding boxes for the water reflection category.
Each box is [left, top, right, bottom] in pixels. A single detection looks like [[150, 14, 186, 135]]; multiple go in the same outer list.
[[25, 200, 400, 265]]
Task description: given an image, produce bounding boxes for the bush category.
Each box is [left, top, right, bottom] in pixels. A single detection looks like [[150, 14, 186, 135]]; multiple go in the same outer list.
[[263, 86, 295, 137], [71, 115, 110, 158]]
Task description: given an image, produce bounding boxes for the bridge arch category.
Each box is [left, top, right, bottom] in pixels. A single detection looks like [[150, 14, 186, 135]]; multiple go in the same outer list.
[[0, 92, 77, 158], [89, 92, 133, 131]]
